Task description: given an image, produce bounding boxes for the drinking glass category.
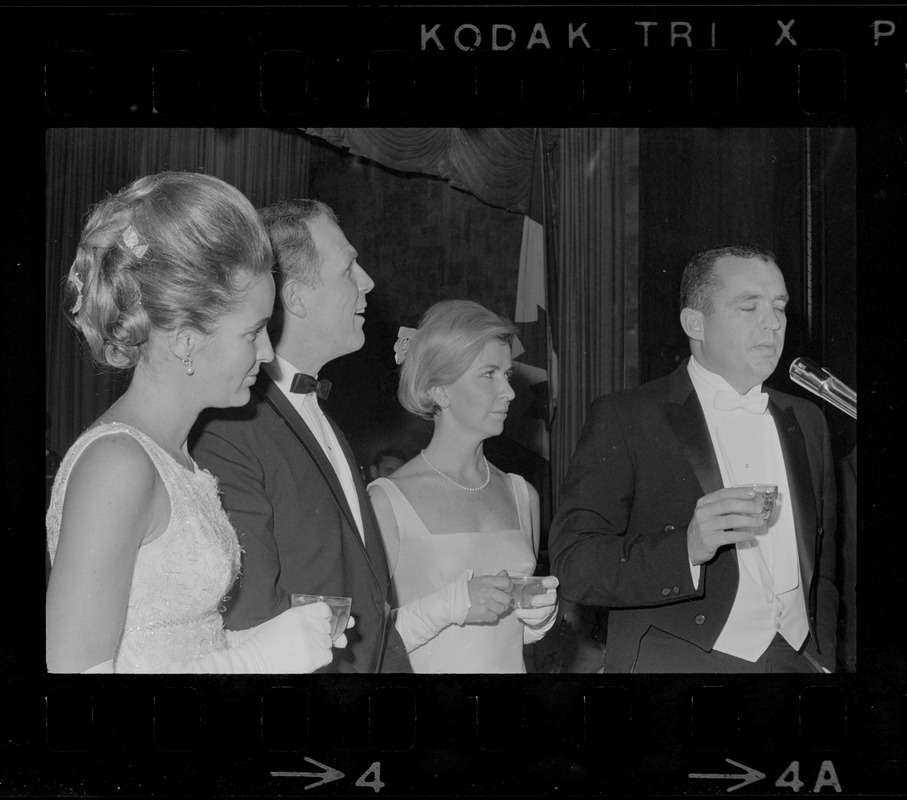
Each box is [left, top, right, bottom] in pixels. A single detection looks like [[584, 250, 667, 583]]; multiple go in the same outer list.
[[734, 484, 778, 523], [291, 594, 352, 641], [508, 576, 548, 609]]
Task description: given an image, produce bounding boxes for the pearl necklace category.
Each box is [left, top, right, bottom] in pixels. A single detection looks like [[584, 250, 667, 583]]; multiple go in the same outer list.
[[420, 450, 490, 492]]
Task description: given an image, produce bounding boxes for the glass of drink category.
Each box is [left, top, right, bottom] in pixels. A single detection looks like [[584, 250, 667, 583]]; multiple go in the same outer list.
[[734, 484, 779, 523], [508, 576, 549, 609], [291, 594, 352, 641]]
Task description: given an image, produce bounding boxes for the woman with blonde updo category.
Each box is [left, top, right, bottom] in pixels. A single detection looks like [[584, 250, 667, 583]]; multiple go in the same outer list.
[[367, 300, 559, 673], [46, 172, 345, 673]]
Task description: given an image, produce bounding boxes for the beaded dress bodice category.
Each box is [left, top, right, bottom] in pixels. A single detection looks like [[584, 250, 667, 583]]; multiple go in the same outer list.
[[46, 422, 241, 672]]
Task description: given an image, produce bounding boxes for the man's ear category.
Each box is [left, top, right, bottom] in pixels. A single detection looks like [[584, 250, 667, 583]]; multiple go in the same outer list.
[[680, 308, 705, 342], [280, 277, 308, 319]]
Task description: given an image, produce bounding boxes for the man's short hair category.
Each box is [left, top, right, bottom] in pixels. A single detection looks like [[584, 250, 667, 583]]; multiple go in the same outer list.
[[680, 244, 778, 314], [257, 199, 337, 288]]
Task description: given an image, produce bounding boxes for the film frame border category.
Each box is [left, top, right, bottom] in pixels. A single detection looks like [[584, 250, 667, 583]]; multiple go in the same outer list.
[[7, 2, 905, 796]]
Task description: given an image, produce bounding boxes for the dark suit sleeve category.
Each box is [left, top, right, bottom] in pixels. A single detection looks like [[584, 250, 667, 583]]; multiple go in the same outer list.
[[549, 397, 701, 608], [192, 426, 286, 630]]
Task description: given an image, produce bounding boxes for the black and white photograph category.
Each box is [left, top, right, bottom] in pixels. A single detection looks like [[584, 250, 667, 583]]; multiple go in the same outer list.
[[5, 2, 905, 797], [43, 126, 857, 679]]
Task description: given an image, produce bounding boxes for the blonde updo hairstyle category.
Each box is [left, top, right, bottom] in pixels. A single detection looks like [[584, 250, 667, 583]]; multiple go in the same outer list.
[[398, 299, 517, 421], [64, 171, 273, 369]]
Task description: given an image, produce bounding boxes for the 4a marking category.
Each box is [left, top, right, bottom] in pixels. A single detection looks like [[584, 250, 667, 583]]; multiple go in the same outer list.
[[690, 759, 842, 793]]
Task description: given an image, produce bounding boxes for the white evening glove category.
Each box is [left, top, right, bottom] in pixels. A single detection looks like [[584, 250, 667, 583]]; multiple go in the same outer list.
[[394, 569, 473, 653], [514, 576, 559, 644], [164, 603, 335, 674], [226, 612, 353, 651]]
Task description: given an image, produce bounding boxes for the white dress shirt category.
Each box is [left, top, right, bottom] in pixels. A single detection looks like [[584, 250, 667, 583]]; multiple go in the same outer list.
[[687, 356, 808, 661], [264, 355, 366, 545]]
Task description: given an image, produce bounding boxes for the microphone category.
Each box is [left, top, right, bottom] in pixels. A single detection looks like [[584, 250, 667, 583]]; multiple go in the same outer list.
[[789, 357, 856, 419]]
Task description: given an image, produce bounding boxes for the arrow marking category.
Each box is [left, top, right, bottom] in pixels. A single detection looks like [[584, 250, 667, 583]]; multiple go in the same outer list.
[[271, 757, 345, 790], [690, 758, 766, 792]]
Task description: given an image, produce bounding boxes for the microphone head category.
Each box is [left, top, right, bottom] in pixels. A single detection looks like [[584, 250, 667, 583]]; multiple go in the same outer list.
[[789, 357, 828, 393], [789, 357, 856, 419]]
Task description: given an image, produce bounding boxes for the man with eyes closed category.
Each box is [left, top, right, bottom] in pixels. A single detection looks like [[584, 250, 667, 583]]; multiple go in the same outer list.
[[191, 199, 411, 673], [368, 300, 559, 674], [549, 245, 839, 673]]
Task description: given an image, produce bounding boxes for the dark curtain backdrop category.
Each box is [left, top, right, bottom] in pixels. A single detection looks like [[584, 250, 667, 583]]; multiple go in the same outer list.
[[303, 127, 555, 222], [551, 129, 640, 508], [45, 127, 315, 455]]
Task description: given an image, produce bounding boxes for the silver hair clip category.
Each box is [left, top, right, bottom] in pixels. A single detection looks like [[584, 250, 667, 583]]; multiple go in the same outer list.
[[68, 266, 84, 314], [122, 225, 149, 258], [394, 326, 418, 365]]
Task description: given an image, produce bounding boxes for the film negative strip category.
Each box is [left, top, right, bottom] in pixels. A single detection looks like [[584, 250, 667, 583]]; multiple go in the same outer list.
[[6, 2, 906, 797]]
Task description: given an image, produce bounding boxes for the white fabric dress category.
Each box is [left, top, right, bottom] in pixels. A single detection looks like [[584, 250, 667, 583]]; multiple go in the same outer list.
[[46, 422, 241, 673], [369, 473, 536, 673]]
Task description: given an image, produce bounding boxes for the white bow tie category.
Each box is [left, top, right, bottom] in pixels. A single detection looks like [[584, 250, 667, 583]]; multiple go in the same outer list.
[[714, 389, 769, 414]]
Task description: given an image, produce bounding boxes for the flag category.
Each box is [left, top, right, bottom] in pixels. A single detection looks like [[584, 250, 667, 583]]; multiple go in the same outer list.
[[512, 215, 558, 460]]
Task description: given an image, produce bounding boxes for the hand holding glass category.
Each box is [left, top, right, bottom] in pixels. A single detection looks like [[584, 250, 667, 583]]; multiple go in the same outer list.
[[733, 484, 778, 523], [291, 594, 352, 642], [508, 576, 551, 609]]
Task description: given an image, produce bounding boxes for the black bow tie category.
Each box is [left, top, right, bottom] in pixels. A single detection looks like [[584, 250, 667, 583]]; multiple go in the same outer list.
[[290, 373, 332, 400]]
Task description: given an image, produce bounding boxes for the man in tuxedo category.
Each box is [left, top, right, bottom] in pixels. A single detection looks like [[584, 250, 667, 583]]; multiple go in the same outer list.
[[549, 245, 838, 673], [191, 199, 411, 673]]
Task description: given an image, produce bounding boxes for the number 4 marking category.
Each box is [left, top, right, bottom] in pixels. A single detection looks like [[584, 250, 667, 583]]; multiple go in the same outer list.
[[776, 762, 805, 792], [356, 762, 385, 794]]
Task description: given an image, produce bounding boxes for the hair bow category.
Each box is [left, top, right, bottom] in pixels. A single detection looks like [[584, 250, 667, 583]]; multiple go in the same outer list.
[[394, 326, 418, 365], [122, 225, 149, 259], [68, 265, 84, 314]]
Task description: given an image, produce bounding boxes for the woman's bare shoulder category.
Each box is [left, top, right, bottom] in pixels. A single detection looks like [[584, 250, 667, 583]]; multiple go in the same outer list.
[[382, 455, 433, 484], [63, 432, 160, 520]]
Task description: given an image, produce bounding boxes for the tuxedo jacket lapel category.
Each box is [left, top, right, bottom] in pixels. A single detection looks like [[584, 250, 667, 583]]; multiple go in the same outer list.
[[326, 414, 385, 549], [664, 367, 724, 498], [327, 414, 395, 636], [768, 396, 817, 590], [255, 376, 372, 565], [662, 366, 742, 580]]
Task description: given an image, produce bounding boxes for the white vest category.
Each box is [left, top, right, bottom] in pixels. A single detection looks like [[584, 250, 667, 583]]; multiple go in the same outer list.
[[688, 356, 808, 661]]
